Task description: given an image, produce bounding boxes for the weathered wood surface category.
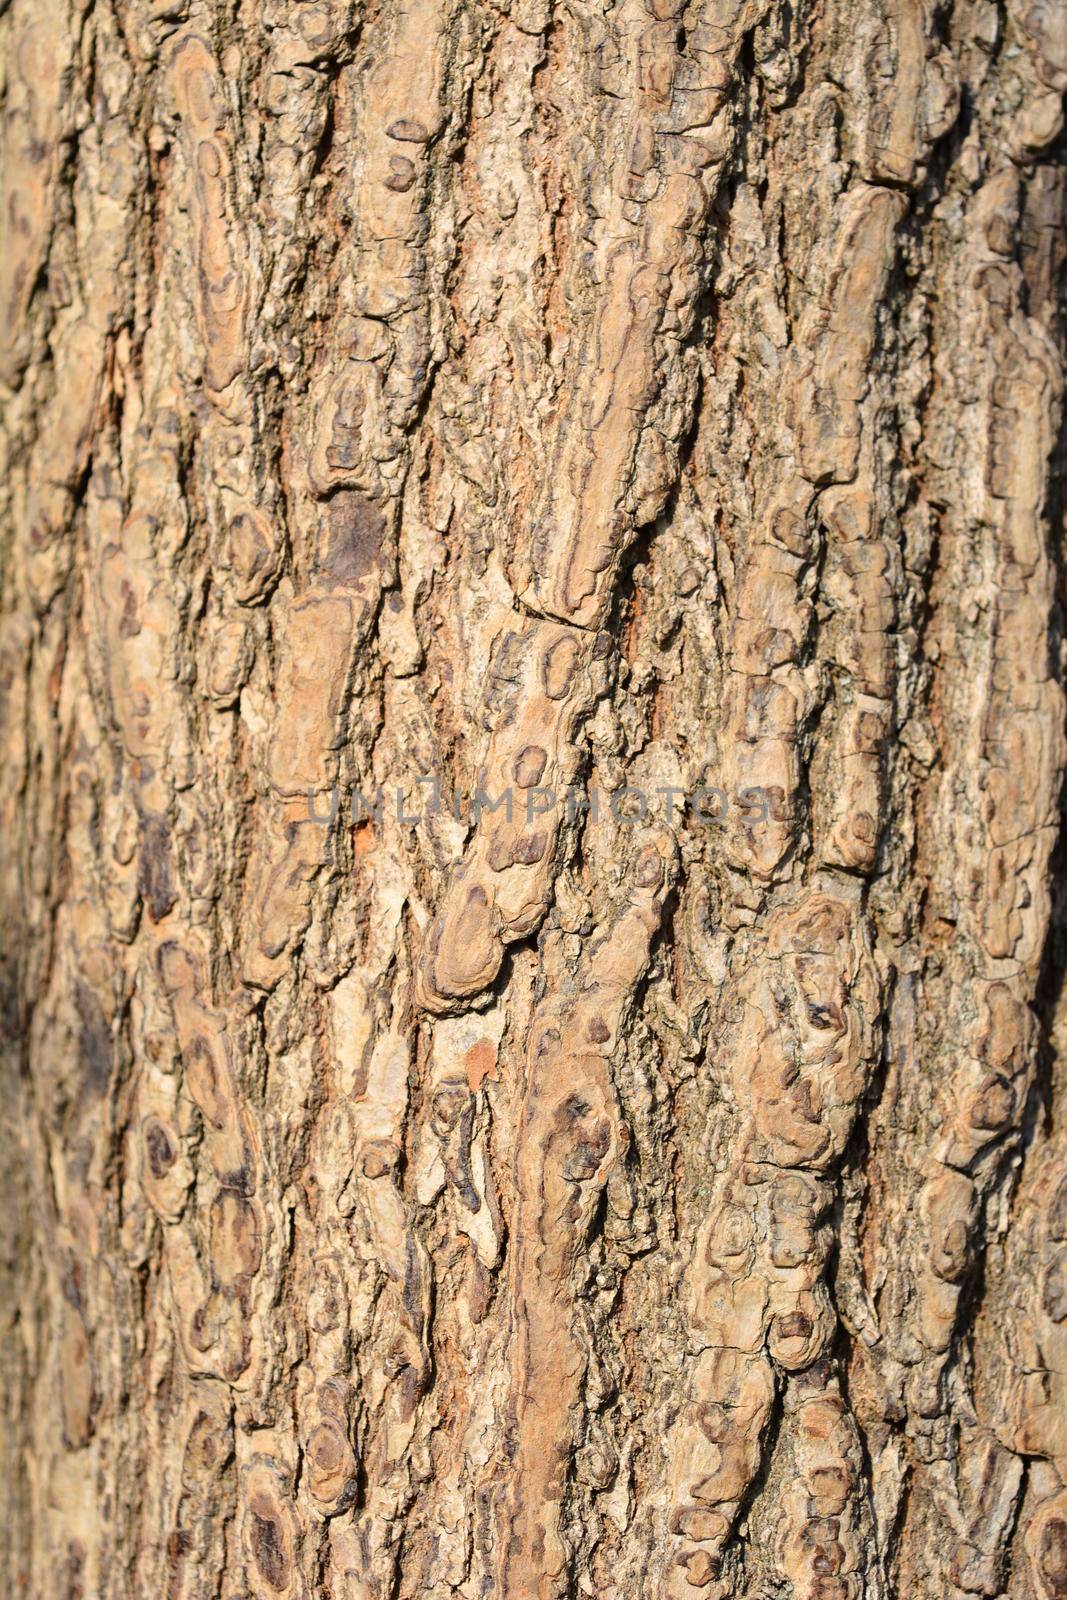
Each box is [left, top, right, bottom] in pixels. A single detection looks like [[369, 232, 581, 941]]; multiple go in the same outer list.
[[1, 0, 1066, 1595]]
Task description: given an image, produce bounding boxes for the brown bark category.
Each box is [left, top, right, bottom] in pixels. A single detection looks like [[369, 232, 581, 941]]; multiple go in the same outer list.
[[1, 0, 1066, 1596]]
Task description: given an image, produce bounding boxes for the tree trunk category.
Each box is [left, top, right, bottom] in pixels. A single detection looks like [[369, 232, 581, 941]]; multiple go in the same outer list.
[[2, 0, 1067, 1595]]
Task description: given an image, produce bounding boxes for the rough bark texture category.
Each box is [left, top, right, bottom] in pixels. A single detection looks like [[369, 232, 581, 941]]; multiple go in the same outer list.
[[2, 0, 1067, 1596]]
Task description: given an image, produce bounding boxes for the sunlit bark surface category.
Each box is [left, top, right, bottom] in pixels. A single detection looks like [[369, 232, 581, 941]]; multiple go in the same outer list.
[[2, 0, 1067, 1595]]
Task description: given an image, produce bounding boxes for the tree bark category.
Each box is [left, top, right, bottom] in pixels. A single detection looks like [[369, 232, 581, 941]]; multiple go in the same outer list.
[[2, 0, 1067, 1596]]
